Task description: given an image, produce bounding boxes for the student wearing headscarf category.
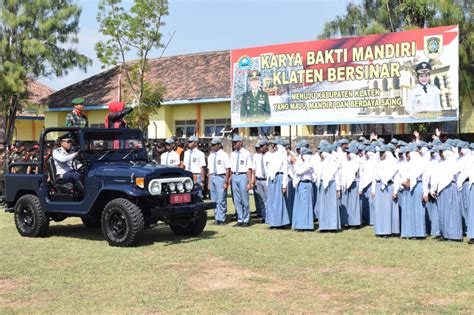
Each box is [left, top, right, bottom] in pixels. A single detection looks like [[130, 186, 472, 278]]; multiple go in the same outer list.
[[359, 145, 377, 225], [400, 144, 427, 239], [318, 145, 341, 232], [339, 145, 362, 228], [285, 140, 296, 219], [372, 145, 400, 237], [291, 148, 315, 231], [266, 139, 290, 228], [426, 145, 441, 237], [310, 143, 323, 219], [456, 141, 471, 234], [433, 144, 463, 241], [396, 146, 409, 237], [467, 143, 474, 244]]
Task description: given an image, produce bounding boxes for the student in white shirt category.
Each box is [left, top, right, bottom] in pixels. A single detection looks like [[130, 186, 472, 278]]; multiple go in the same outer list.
[[291, 147, 315, 231], [160, 137, 180, 167], [207, 137, 230, 225], [230, 135, 253, 227], [183, 136, 206, 197], [266, 138, 290, 228], [252, 139, 269, 222]]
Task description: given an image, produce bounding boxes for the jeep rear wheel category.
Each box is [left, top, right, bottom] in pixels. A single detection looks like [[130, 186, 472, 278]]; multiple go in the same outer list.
[[14, 194, 49, 237], [101, 198, 144, 247], [169, 210, 207, 236]]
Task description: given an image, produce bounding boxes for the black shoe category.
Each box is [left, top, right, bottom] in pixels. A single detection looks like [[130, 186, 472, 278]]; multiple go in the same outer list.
[[233, 222, 243, 227], [213, 220, 220, 225], [241, 222, 249, 227], [468, 239, 474, 244]]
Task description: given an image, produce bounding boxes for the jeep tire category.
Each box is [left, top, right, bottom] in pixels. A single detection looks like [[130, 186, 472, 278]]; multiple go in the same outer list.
[[101, 198, 144, 247], [14, 194, 49, 237], [169, 210, 207, 236]]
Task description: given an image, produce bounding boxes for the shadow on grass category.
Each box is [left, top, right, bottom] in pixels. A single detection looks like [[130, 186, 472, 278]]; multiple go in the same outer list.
[[48, 222, 219, 247]]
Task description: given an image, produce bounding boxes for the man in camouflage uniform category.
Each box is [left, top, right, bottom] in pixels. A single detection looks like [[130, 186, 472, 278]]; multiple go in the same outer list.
[[27, 144, 40, 174], [12, 142, 27, 174], [240, 70, 271, 121], [66, 97, 89, 128]]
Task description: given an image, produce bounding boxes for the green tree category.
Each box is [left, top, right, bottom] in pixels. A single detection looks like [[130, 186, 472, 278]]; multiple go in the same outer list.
[[0, 0, 91, 146], [319, 0, 473, 133], [95, 0, 170, 131]]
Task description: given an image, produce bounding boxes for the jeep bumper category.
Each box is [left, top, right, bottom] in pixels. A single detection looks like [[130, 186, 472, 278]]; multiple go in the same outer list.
[[149, 201, 216, 218]]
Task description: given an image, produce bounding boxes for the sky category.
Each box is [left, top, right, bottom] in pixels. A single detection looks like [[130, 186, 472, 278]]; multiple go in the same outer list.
[[40, 0, 351, 91]]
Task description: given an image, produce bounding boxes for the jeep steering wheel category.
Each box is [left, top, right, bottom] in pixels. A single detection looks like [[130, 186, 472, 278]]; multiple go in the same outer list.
[[72, 158, 85, 174]]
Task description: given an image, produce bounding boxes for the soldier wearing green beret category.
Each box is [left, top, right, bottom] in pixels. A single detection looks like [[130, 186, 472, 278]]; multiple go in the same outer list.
[[240, 70, 271, 121], [66, 97, 89, 128]]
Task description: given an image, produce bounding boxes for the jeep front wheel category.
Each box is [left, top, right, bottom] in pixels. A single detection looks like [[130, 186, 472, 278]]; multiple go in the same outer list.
[[101, 198, 144, 247], [169, 210, 207, 236], [14, 194, 49, 237]]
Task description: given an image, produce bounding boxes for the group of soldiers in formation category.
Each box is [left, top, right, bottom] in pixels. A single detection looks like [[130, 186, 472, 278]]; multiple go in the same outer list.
[[158, 133, 474, 245]]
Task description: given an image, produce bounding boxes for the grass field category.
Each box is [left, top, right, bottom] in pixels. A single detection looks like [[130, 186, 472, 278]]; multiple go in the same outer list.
[[1, 197, 473, 314]]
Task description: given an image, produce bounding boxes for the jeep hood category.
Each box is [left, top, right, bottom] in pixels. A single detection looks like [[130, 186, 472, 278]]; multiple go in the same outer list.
[[93, 163, 192, 179]]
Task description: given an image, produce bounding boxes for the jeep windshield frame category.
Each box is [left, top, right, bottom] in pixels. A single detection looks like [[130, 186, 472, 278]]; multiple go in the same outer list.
[[82, 128, 147, 162], [39, 128, 147, 173]]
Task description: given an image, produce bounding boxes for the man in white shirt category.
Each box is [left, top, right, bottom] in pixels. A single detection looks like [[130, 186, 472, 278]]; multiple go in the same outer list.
[[160, 137, 180, 167], [230, 135, 253, 227], [207, 137, 230, 225], [252, 139, 269, 222], [183, 136, 206, 198], [52, 137, 84, 193], [406, 61, 442, 115]]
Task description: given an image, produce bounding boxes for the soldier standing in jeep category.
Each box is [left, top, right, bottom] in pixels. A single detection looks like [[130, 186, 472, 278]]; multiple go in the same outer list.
[[65, 97, 89, 128]]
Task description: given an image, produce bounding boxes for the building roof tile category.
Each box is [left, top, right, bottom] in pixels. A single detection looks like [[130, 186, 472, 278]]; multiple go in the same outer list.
[[42, 50, 230, 108]]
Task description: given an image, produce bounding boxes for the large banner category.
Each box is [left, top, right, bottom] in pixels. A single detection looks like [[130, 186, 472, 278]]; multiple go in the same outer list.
[[230, 25, 459, 127]]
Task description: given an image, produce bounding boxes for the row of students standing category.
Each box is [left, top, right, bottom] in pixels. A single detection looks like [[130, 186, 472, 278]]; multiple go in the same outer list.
[[158, 134, 474, 244]]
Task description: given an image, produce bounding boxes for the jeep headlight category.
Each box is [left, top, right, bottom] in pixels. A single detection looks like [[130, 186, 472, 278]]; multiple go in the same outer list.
[[184, 178, 193, 191], [168, 182, 176, 192], [176, 182, 184, 193], [149, 181, 161, 195]]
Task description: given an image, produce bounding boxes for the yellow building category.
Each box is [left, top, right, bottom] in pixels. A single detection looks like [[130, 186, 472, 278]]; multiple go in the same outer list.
[[42, 50, 471, 139], [8, 79, 54, 142]]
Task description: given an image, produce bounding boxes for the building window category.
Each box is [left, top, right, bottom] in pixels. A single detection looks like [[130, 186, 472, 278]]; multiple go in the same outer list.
[[313, 125, 338, 135], [203, 118, 231, 137], [249, 126, 280, 137], [434, 77, 440, 89], [175, 120, 196, 138], [445, 94, 451, 108], [443, 75, 448, 89], [393, 76, 400, 89], [351, 124, 364, 135]]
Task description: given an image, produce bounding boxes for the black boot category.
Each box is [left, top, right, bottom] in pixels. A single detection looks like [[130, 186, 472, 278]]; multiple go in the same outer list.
[[75, 180, 85, 195]]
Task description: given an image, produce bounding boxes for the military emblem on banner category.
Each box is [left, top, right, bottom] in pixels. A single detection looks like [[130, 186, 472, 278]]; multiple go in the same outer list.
[[238, 55, 252, 70], [424, 35, 443, 59]]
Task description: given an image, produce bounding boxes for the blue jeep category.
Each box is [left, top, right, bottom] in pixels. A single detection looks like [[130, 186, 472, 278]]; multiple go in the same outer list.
[[4, 127, 215, 247]]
